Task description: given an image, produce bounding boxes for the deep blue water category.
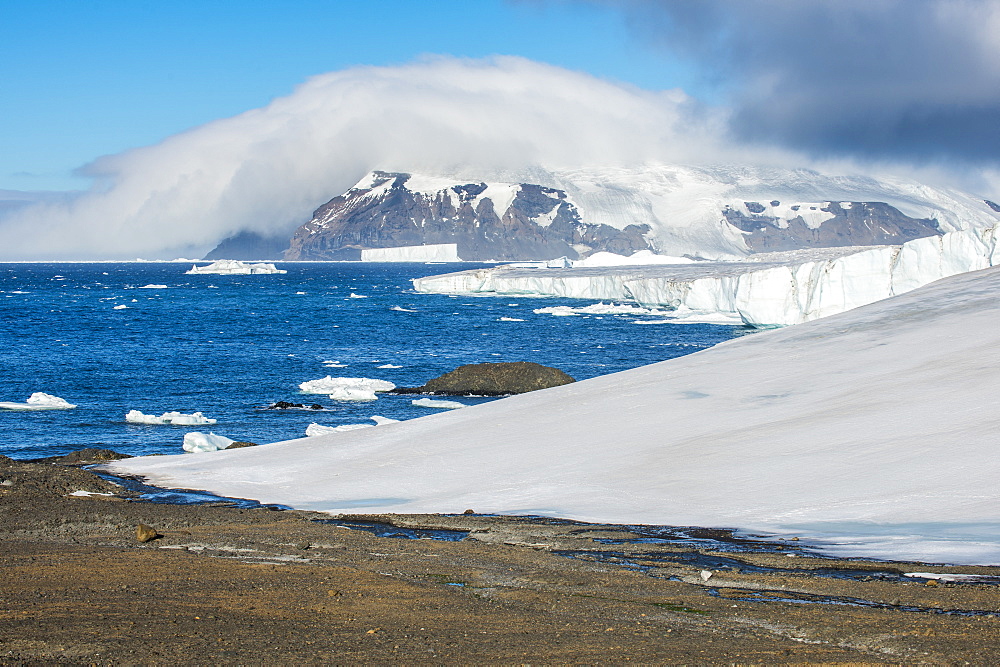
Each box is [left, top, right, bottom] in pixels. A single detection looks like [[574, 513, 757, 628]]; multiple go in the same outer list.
[[1, 262, 748, 459]]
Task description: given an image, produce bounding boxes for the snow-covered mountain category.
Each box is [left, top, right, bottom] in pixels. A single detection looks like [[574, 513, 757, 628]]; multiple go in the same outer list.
[[276, 165, 1000, 261]]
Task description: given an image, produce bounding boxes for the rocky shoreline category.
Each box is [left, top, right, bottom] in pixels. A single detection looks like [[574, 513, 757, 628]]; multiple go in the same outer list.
[[2, 453, 1000, 664]]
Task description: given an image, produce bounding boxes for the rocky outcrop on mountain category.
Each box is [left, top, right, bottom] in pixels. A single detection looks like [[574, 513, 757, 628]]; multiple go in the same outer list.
[[723, 201, 942, 252], [204, 231, 291, 260], [283, 171, 652, 261]]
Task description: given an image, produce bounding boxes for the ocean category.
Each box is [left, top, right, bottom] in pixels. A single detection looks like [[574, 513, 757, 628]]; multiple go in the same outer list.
[[1, 262, 748, 459]]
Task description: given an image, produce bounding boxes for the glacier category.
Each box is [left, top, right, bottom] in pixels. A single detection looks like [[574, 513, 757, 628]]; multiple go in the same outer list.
[[107, 265, 1000, 564], [415, 226, 1000, 327], [361, 243, 462, 262], [186, 259, 287, 275]]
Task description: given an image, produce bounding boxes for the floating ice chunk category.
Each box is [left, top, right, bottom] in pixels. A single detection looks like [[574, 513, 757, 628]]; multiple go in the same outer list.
[[0, 392, 77, 411], [113, 304, 128, 310], [299, 376, 396, 394], [323, 362, 348, 368], [186, 260, 286, 275], [348, 292, 368, 299], [182, 432, 234, 453], [412, 398, 467, 409], [306, 415, 400, 436], [534, 302, 671, 317], [499, 317, 525, 322], [138, 284, 168, 289], [305, 422, 373, 437], [126, 410, 217, 425], [377, 363, 402, 369], [391, 306, 417, 312], [371, 415, 400, 425], [329, 387, 378, 402]]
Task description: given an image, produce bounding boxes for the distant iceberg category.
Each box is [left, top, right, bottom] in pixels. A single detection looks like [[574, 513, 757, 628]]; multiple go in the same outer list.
[[0, 392, 77, 411], [182, 432, 234, 453], [126, 410, 217, 425], [361, 243, 461, 263], [186, 260, 287, 275]]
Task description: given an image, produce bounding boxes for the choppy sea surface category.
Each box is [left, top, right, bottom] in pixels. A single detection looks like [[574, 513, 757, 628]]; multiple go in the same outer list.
[[1, 262, 748, 459]]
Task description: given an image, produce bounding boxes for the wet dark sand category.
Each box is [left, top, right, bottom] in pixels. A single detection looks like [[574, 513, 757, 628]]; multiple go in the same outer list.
[[2, 454, 1000, 664]]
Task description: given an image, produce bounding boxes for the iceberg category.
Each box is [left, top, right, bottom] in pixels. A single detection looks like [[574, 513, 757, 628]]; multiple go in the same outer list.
[[181, 432, 234, 453], [305, 415, 399, 437], [415, 226, 1000, 328], [126, 410, 217, 426], [361, 243, 462, 262], [411, 398, 467, 409], [298, 376, 396, 395], [0, 392, 77, 411], [186, 260, 287, 275], [108, 265, 1000, 564]]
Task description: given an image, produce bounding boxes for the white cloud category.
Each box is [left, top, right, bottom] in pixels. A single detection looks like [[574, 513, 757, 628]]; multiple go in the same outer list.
[[0, 56, 731, 260]]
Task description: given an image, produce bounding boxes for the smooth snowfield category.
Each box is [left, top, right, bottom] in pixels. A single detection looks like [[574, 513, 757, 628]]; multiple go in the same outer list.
[[109, 267, 1000, 564]]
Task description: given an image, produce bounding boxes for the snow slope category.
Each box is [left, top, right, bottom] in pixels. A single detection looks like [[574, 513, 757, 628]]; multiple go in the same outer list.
[[109, 266, 1000, 564], [415, 226, 1000, 327]]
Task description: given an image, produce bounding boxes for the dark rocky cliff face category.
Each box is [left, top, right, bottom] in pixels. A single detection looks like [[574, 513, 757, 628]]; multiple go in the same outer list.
[[203, 231, 291, 260], [724, 201, 942, 252], [283, 171, 652, 261]]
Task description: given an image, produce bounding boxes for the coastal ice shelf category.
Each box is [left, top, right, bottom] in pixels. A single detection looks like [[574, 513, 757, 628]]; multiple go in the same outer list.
[[186, 259, 286, 275], [109, 265, 1000, 565], [414, 226, 1000, 327], [361, 243, 462, 263]]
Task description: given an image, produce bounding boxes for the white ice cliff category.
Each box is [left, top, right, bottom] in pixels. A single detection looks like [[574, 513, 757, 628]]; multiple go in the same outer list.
[[415, 226, 1000, 327], [361, 243, 462, 262]]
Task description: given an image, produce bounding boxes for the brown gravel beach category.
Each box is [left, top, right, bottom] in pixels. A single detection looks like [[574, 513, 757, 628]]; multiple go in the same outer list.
[[2, 453, 1000, 664]]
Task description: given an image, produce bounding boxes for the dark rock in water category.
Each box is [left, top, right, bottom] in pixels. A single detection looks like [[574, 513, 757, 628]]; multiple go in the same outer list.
[[30, 448, 132, 466], [265, 401, 324, 410], [135, 524, 159, 542], [397, 362, 575, 396], [225, 441, 260, 449]]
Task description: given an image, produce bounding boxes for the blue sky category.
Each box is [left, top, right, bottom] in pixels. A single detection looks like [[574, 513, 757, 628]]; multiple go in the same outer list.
[[0, 0, 704, 192]]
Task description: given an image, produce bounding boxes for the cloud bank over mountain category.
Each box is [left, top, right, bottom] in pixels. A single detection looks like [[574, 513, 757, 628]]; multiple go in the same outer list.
[[0, 57, 732, 260]]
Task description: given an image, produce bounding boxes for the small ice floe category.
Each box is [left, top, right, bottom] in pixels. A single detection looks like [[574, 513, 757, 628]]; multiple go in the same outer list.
[[113, 304, 128, 310], [348, 292, 368, 299], [138, 284, 168, 289], [533, 302, 672, 317], [323, 361, 348, 368], [0, 392, 77, 411], [295, 291, 306, 295], [182, 432, 234, 453], [186, 260, 286, 275], [377, 364, 402, 369], [412, 398, 467, 410], [299, 376, 396, 399], [305, 415, 400, 437], [499, 317, 525, 322], [126, 410, 217, 425], [391, 306, 416, 312]]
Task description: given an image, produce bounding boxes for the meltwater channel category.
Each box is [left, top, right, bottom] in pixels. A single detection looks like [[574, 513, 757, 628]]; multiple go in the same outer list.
[[1, 262, 750, 459]]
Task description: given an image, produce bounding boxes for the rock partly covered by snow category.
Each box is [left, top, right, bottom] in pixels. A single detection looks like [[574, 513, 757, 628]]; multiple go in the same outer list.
[[416, 226, 1000, 327], [109, 265, 1000, 564], [126, 410, 217, 426], [0, 392, 77, 411], [181, 432, 234, 453], [186, 260, 287, 275], [361, 243, 462, 262]]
